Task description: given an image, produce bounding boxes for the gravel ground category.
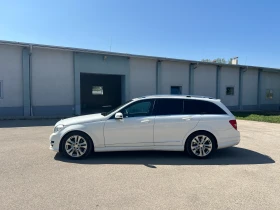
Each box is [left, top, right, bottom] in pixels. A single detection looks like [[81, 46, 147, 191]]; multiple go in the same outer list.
[[0, 119, 279, 210]]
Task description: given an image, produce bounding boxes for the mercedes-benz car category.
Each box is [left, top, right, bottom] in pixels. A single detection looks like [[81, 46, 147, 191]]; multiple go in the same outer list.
[[50, 95, 240, 159]]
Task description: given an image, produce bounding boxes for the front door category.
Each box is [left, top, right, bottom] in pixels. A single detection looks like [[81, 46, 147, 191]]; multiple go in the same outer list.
[[80, 73, 122, 114], [104, 100, 155, 147]]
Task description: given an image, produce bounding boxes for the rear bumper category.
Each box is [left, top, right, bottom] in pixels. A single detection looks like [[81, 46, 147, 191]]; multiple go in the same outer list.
[[217, 137, 240, 149], [49, 133, 61, 152], [217, 131, 240, 149]]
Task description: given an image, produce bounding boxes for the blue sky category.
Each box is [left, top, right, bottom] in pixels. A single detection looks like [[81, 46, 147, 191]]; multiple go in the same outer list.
[[0, 0, 279, 68]]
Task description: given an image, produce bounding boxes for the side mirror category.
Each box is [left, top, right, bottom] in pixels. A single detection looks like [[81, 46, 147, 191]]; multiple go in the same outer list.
[[115, 112, 123, 119]]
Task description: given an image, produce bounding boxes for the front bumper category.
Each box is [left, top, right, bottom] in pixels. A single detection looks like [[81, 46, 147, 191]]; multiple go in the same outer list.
[[49, 133, 61, 152]]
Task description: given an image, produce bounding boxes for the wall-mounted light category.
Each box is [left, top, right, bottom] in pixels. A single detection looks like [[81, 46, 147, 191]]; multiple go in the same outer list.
[[103, 55, 107, 60]]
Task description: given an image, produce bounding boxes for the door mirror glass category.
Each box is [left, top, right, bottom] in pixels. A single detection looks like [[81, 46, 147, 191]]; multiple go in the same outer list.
[[115, 112, 123, 119]]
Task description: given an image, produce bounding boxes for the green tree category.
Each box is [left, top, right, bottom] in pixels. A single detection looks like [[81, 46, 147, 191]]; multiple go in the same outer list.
[[201, 58, 232, 64], [201, 59, 212, 62]]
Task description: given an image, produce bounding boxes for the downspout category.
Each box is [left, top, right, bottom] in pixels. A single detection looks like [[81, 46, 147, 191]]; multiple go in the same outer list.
[[189, 63, 197, 95], [216, 65, 221, 99], [73, 52, 76, 115], [29, 45, 33, 116], [188, 63, 192, 95], [156, 60, 161, 94], [257, 69, 262, 110], [238, 67, 247, 110]]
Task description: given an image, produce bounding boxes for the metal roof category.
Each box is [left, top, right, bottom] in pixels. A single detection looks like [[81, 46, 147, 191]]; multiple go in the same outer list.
[[0, 39, 279, 72]]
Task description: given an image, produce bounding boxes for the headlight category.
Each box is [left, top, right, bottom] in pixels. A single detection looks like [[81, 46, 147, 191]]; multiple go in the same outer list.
[[54, 125, 64, 133]]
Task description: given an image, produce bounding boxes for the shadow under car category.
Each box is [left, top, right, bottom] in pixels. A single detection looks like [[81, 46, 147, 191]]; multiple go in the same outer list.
[[54, 147, 275, 167]]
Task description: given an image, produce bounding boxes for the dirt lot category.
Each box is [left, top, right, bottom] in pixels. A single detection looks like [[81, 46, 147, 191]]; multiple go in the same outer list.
[[0, 120, 279, 210]]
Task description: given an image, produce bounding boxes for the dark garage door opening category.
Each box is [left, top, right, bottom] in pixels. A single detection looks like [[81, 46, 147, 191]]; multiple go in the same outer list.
[[80, 73, 122, 115]]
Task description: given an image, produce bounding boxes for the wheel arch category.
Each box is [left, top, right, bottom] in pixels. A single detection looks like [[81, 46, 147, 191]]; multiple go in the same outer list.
[[59, 130, 94, 153], [184, 130, 218, 150]]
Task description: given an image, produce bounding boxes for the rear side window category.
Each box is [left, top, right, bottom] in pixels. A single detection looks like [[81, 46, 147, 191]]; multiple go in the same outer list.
[[184, 99, 226, 115], [154, 99, 183, 115]]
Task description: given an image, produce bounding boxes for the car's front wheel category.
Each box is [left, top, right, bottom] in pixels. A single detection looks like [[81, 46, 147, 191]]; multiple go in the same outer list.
[[186, 132, 216, 158], [61, 132, 93, 159]]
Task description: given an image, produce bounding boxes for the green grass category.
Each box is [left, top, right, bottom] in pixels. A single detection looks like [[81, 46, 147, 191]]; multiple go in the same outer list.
[[232, 111, 280, 124]]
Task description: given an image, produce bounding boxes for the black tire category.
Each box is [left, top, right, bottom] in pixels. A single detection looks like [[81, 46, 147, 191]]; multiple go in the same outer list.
[[185, 131, 217, 159], [61, 132, 93, 159]]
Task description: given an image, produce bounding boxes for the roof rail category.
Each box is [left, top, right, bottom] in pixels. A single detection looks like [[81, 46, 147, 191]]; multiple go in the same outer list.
[[137, 94, 217, 100], [185, 95, 216, 99]]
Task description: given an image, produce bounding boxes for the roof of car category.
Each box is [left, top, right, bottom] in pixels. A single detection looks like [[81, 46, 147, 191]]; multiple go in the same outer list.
[[133, 95, 219, 101]]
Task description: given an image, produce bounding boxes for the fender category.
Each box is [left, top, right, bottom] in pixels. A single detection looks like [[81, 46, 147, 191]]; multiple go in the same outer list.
[[183, 123, 220, 146], [59, 121, 105, 148]]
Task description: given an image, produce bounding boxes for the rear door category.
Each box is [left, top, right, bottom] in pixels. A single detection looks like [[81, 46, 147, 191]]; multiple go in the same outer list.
[[153, 99, 200, 146]]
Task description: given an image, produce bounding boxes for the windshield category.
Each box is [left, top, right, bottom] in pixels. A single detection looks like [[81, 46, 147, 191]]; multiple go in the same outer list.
[[101, 100, 133, 116]]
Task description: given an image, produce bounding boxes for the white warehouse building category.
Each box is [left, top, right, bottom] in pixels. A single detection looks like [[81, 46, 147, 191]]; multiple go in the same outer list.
[[0, 40, 279, 117]]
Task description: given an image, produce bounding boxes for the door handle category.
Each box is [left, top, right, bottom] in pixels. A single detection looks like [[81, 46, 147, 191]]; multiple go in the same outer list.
[[141, 119, 150, 123], [182, 117, 191, 121]]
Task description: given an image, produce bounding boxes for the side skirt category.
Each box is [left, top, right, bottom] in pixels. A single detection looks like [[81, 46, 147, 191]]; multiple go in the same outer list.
[[94, 145, 184, 152]]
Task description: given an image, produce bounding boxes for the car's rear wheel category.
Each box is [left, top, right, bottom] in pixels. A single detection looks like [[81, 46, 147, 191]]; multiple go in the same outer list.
[[61, 132, 93, 159], [186, 132, 216, 158]]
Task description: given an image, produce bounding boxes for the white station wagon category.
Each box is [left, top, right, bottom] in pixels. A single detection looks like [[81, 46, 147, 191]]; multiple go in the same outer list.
[[50, 95, 240, 159]]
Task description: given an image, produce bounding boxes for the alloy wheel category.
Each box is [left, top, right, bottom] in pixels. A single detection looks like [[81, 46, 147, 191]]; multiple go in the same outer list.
[[65, 135, 88, 158], [190, 135, 213, 157]]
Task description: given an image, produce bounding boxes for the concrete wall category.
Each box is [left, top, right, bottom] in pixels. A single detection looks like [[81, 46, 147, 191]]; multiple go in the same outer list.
[[220, 66, 239, 108], [260, 71, 280, 110], [160, 61, 189, 94], [129, 58, 156, 98], [193, 64, 216, 98], [1, 42, 280, 117], [242, 68, 258, 109], [0, 45, 23, 116], [32, 48, 74, 116]]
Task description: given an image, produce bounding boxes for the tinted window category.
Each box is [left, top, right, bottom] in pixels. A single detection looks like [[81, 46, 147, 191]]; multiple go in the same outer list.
[[120, 100, 153, 117], [154, 99, 183, 115], [184, 100, 226, 115]]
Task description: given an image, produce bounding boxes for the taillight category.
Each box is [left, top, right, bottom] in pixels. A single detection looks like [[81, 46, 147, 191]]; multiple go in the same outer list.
[[229, 120, 237, 130]]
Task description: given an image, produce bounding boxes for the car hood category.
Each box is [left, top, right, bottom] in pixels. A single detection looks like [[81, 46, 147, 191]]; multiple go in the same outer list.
[[56, 113, 106, 126]]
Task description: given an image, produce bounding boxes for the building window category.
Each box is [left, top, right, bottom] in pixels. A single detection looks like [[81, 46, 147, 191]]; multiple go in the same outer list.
[[0, 81, 3, 99], [266, 89, 273, 99], [226, 87, 234, 96], [171, 86, 182, 95], [92, 86, 103, 95]]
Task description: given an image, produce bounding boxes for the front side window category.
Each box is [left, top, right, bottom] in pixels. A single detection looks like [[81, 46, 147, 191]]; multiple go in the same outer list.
[[184, 99, 226, 115], [266, 89, 273, 99], [102, 100, 133, 116], [154, 99, 183, 115], [120, 100, 153, 117]]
